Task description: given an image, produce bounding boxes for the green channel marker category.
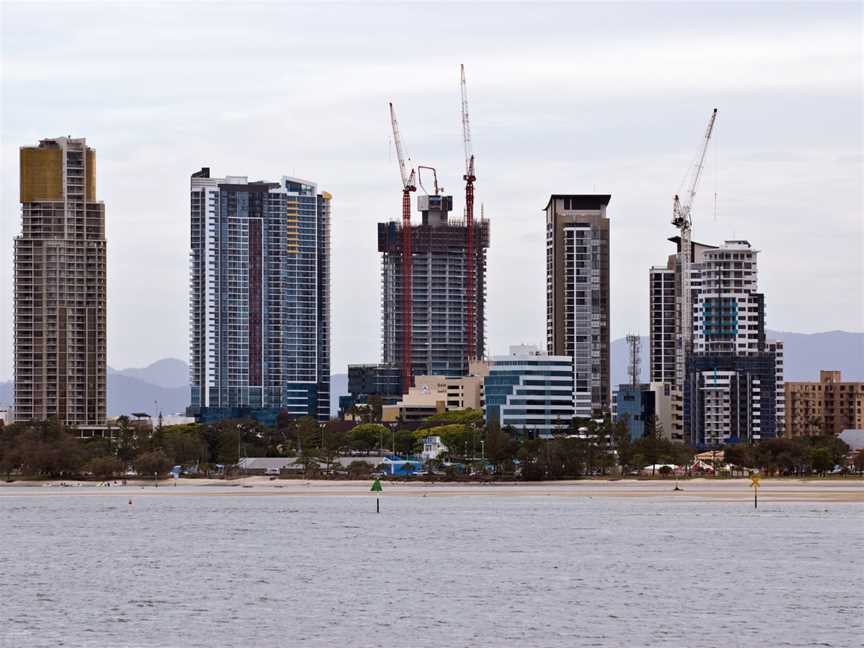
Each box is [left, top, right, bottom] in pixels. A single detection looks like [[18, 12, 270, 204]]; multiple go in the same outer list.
[[371, 478, 382, 513]]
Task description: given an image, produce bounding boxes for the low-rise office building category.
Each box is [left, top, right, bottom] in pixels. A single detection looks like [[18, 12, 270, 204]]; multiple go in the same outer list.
[[339, 364, 403, 418], [785, 371, 864, 437], [615, 382, 674, 441], [382, 361, 488, 422], [484, 345, 574, 437]]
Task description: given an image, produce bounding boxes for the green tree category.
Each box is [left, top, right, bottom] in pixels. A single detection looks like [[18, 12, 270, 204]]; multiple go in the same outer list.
[[611, 417, 634, 473], [394, 429, 417, 455], [216, 428, 241, 465], [418, 423, 481, 459], [293, 451, 321, 478], [484, 425, 519, 475], [4, 420, 85, 477], [158, 425, 208, 468], [294, 417, 321, 453], [347, 460, 374, 479], [320, 421, 349, 468], [114, 416, 141, 463], [810, 448, 834, 476], [723, 444, 747, 468], [133, 449, 172, 477], [350, 423, 388, 454], [419, 409, 484, 429], [367, 395, 384, 423], [853, 449, 864, 475], [633, 435, 662, 477], [83, 456, 124, 479]]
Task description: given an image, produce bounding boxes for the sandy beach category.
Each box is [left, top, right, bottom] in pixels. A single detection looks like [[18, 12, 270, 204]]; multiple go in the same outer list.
[[2, 477, 863, 503]]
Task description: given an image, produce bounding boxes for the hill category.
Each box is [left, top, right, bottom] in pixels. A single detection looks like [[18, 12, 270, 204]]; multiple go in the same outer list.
[[2, 330, 860, 418]]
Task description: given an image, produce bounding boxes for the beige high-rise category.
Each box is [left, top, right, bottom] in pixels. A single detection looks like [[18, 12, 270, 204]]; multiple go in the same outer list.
[[14, 137, 106, 426]]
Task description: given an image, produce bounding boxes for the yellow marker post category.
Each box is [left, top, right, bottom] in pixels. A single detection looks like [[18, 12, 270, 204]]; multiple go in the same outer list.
[[750, 474, 761, 509]]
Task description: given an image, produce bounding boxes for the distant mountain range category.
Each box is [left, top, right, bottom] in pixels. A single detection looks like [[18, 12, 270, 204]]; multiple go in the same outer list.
[[109, 358, 188, 389], [0, 360, 190, 418], [609, 329, 863, 387], [0, 330, 860, 418]]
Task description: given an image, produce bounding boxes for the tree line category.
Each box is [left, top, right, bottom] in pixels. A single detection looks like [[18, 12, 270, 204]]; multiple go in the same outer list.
[[0, 411, 859, 480]]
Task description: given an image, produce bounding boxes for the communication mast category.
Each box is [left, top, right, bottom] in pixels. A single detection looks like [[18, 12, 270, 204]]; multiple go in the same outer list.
[[626, 334, 641, 388], [461, 64, 477, 361], [389, 102, 416, 391]]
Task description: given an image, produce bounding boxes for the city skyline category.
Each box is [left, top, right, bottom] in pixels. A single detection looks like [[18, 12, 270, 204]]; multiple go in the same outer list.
[[1, 2, 861, 382]]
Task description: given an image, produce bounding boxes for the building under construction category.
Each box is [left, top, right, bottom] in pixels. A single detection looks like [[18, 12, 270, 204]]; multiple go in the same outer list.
[[378, 193, 489, 380], [379, 66, 489, 388]]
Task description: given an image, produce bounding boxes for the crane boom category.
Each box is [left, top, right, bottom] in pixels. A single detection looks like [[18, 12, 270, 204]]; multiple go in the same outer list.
[[673, 108, 717, 230], [460, 64, 474, 177], [673, 108, 717, 442], [389, 102, 416, 391], [461, 64, 477, 362], [389, 102, 416, 191]]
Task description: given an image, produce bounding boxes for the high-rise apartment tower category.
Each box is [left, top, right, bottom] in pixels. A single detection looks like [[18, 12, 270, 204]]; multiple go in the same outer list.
[[649, 236, 716, 438], [652, 239, 785, 446], [14, 137, 107, 427], [544, 194, 611, 418], [378, 193, 489, 380], [188, 169, 330, 424]]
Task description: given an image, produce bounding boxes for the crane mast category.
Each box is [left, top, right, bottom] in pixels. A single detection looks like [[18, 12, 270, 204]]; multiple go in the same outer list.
[[673, 108, 718, 426], [389, 102, 416, 391], [461, 64, 477, 362]]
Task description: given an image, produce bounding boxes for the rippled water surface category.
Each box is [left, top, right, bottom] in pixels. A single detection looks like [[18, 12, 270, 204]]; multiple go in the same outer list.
[[1, 489, 862, 647]]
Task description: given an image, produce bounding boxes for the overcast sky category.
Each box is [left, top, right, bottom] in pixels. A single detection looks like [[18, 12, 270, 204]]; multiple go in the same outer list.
[[0, 1, 861, 380]]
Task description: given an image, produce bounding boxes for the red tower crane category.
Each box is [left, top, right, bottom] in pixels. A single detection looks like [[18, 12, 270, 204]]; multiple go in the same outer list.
[[389, 102, 416, 391], [460, 64, 477, 361]]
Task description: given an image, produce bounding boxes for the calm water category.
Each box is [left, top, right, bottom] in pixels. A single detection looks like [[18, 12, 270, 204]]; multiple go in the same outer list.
[[1, 488, 862, 647]]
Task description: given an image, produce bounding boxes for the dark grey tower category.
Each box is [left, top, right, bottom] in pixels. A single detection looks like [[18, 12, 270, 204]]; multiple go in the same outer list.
[[544, 194, 611, 418]]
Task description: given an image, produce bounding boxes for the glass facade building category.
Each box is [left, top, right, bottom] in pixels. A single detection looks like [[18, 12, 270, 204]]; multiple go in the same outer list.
[[338, 364, 403, 417], [684, 352, 779, 447], [484, 345, 574, 437], [188, 169, 330, 425]]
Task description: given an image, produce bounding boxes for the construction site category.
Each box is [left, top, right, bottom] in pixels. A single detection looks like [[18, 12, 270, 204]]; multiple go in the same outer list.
[[380, 66, 489, 388]]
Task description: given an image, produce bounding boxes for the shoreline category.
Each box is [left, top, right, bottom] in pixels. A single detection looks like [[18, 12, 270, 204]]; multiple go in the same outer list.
[[1, 477, 862, 503]]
